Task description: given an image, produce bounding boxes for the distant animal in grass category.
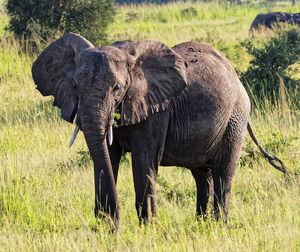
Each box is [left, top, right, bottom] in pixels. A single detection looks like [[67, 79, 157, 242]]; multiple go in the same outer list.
[[250, 12, 300, 32]]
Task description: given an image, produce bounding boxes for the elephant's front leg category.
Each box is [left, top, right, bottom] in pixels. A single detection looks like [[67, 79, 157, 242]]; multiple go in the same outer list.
[[108, 138, 123, 184], [132, 151, 158, 224], [128, 112, 169, 224]]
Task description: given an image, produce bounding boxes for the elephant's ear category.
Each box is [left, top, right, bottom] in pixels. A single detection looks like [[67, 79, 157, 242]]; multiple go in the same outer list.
[[32, 32, 94, 123], [118, 40, 188, 126]]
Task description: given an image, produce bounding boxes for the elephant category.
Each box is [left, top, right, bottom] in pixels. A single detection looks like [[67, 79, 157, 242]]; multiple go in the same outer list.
[[250, 12, 300, 32], [32, 33, 285, 227]]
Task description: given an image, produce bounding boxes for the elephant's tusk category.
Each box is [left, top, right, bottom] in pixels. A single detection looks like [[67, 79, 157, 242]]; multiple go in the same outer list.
[[108, 125, 113, 146], [69, 125, 79, 147]]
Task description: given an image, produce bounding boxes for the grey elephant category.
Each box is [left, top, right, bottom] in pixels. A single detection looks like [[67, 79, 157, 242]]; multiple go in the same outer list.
[[32, 33, 285, 227], [250, 12, 300, 32]]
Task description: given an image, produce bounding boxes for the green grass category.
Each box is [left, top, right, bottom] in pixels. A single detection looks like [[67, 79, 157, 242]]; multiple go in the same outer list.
[[0, 0, 8, 37], [0, 1, 299, 251], [108, 1, 300, 72], [0, 13, 8, 37]]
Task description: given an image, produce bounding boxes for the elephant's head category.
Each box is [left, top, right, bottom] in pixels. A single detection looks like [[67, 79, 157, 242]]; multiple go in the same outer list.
[[32, 33, 188, 221], [32, 33, 188, 140]]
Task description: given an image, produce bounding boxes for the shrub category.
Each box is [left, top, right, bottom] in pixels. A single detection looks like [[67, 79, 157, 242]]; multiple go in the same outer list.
[[241, 27, 300, 107], [5, 0, 115, 45], [180, 7, 198, 19]]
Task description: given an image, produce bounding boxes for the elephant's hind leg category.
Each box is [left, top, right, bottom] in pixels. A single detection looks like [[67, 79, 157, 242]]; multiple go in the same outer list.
[[212, 117, 248, 222], [191, 167, 214, 219]]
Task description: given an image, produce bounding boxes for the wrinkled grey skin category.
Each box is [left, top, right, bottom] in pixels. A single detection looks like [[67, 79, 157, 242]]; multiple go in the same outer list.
[[250, 12, 300, 32], [32, 33, 271, 227]]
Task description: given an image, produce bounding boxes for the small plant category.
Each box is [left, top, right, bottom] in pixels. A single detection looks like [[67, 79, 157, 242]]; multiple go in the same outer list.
[[114, 112, 121, 127], [180, 7, 198, 19], [125, 11, 140, 23], [241, 27, 300, 107], [58, 149, 92, 174]]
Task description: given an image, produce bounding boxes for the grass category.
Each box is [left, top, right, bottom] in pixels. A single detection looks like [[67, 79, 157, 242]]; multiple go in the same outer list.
[[108, 1, 300, 72], [0, 1, 299, 251]]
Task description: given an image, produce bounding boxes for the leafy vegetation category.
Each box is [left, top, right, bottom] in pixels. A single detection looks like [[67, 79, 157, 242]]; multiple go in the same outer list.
[[5, 0, 115, 44], [0, 1, 299, 251], [241, 26, 300, 107]]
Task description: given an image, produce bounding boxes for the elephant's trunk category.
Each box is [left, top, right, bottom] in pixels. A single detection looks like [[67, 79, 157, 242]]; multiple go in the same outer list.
[[80, 103, 119, 226]]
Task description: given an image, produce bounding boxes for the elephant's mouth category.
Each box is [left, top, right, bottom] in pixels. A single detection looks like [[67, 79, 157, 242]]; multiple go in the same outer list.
[[68, 102, 116, 148]]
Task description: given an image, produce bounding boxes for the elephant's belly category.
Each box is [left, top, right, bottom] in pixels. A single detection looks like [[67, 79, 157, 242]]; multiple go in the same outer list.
[[160, 152, 209, 169], [161, 122, 225, 169], [160, 84, 233, 169]]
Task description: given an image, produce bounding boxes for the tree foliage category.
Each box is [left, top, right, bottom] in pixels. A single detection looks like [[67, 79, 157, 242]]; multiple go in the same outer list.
[[5, 0, 115, 44], [241, 27, 300, 106]]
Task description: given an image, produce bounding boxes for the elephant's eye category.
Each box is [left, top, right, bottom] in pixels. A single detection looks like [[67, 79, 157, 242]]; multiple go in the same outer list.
[[113, 85, 120, 93]]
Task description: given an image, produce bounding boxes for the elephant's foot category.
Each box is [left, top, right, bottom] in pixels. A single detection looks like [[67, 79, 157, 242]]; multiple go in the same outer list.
[[136, 194, 157, 225], [94, 203, 120, 231]]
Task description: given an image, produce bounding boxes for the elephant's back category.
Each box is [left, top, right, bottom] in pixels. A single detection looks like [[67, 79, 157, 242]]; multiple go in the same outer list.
[[172, 42, 233, 69], [172, 41, 249, 113], [172, 42, 239, 90]]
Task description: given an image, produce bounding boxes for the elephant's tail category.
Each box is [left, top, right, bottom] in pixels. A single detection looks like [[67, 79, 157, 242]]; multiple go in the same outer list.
[[247, 122, 287, 174]]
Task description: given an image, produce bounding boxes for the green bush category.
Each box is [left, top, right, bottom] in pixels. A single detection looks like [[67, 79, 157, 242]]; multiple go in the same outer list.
[[5, 0, 115, 45], [180, 7, 198, 19], [241, 27, 300, 107]]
